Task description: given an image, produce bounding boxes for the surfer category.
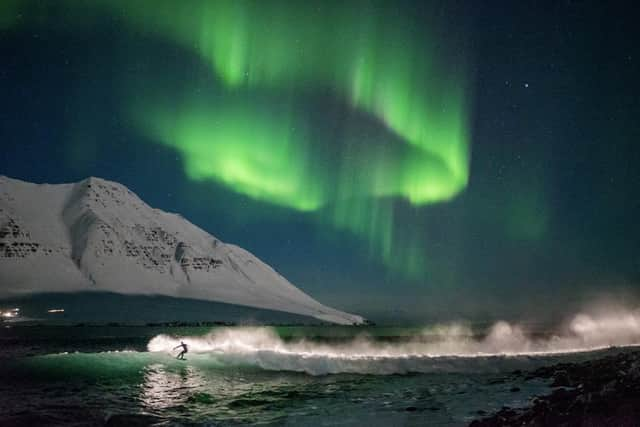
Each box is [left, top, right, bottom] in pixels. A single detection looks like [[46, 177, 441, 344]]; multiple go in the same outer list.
[[174, 341, 188, 360]]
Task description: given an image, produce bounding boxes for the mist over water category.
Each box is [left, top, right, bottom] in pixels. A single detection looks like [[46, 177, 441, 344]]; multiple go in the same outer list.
[[5, 306, 640, 426], [148, 307, 640, 375]]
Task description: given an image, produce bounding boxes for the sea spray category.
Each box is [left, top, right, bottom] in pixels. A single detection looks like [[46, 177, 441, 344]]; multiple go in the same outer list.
[[147, 308, 640, 375]]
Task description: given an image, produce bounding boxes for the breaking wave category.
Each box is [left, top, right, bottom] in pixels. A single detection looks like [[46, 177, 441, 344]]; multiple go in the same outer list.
[[147, 308, 640, 375]]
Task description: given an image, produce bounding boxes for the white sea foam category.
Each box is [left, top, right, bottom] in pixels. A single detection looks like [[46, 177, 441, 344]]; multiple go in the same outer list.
[[147, 307, 640, 375]]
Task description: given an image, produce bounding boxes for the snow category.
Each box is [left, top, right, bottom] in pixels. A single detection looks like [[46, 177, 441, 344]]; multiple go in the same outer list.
[[0, 176, 364, 325]]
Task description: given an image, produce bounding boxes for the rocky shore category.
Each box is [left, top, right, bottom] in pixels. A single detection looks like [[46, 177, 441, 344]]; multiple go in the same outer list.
[[471, 350, 640, 426]]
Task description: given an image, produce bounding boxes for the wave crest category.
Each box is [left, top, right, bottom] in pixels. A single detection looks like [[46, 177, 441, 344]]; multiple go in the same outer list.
[[147, 308, 640, 375]]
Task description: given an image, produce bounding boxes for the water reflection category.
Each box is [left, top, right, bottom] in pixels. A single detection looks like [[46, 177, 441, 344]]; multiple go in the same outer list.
[[140, 363, 203, 412], [137, 359, 316, 423]]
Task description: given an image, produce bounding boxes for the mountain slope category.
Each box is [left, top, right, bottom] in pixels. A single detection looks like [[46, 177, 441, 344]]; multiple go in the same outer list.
[[0, 176, 364, 325]]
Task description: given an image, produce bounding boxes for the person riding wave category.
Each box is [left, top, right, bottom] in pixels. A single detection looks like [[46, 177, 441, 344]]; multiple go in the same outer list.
[[174, 341, 188, 360]]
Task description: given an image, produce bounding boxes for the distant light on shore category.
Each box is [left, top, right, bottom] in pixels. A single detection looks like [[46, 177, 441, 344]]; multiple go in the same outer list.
[[0, 308, 20, 318], [47, 308, 65, 314]]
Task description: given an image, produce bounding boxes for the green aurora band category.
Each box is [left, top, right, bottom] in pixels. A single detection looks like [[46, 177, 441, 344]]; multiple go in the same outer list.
[[113, 0, 470, 202], [2, 0, 471, 279]]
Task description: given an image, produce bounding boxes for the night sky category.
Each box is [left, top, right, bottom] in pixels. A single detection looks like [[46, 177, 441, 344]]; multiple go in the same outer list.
[[1, 1, 639, 322]]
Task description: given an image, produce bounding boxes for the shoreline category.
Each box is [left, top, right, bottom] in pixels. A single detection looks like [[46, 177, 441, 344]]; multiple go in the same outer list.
[[471, 349, 640, 426]]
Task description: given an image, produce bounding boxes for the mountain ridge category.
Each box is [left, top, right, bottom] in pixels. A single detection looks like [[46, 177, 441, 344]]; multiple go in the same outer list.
[[0, 175, 364, 325]]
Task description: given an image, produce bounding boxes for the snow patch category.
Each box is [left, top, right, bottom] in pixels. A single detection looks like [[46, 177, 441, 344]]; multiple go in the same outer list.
[[0, 175, 364, 325]]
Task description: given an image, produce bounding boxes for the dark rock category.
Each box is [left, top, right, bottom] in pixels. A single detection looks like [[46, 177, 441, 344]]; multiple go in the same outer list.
[[551, 369, 571, 387], [470, 350, 640, 426]]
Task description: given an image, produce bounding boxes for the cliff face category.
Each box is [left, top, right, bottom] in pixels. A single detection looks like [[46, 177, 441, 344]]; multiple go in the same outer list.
[[0, 176, 363, 325]]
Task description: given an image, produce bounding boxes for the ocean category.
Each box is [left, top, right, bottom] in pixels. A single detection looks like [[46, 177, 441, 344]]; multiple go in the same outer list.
[[0, 324, 631, 426]]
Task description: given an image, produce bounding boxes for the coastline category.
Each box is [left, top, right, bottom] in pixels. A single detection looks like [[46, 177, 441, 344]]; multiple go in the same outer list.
[[471, 349, 640, 426]]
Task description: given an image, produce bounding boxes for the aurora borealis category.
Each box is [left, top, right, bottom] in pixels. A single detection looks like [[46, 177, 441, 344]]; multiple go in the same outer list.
[[118, 0, 471, 279], [3, 0, 471, 278], [117, 0, 470, 202], [1, 1, 639, 320]]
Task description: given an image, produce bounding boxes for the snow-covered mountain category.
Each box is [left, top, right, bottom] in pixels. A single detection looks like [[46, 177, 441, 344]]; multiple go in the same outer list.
[[0, 176, 364, 325]]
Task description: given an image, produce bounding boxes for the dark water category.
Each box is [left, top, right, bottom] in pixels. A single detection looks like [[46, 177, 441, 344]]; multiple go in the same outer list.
[[0, 325, 617, 426]]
